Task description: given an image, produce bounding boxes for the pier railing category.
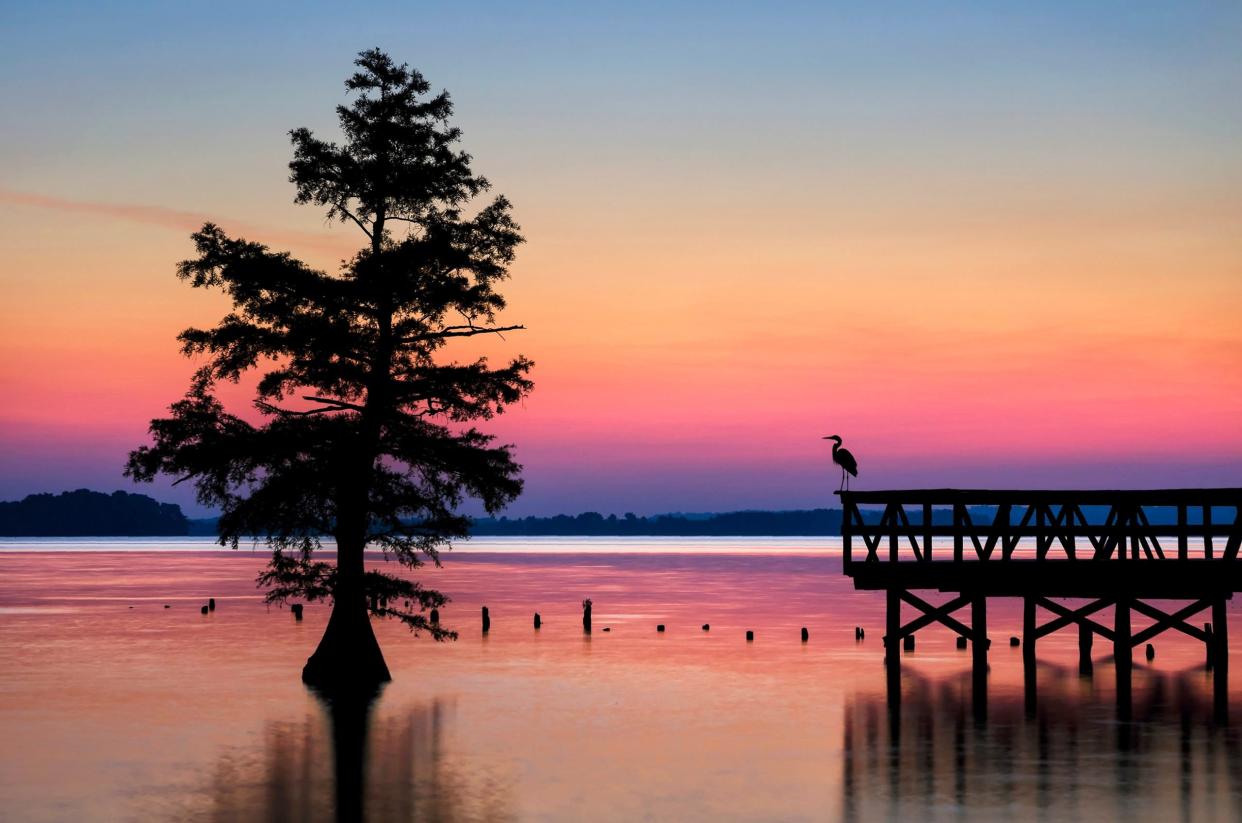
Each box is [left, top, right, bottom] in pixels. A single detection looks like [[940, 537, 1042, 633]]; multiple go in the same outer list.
[[840, 488, 1242, 567]]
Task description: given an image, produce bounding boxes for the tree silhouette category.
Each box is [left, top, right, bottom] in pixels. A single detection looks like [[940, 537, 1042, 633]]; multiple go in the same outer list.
[[126, 49, 533, 691]]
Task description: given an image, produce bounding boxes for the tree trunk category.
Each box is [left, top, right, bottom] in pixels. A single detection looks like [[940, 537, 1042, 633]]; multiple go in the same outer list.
[[302, 537, 391, 691]]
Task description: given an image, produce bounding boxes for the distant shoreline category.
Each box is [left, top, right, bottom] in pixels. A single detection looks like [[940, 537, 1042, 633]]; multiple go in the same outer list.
[[5, 488, 1217, 538]]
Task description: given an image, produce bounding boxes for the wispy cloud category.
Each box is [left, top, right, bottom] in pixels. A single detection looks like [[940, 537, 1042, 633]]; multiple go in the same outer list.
[[0, 189, 355, 259]]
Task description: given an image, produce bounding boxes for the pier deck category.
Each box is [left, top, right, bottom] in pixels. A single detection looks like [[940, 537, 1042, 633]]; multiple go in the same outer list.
[[839, 488, 1242, 718]]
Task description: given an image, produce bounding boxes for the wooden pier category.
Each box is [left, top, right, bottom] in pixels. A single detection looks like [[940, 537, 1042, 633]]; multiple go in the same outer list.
[[840, 489, 1242, 718]]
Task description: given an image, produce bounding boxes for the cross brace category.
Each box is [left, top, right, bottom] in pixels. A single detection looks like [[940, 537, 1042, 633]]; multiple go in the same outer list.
[[1031, 597, 1115, 641], [1130, 598, 1212, 645], [1029, 596, 1220, 646], [890, 591, 974, 641]]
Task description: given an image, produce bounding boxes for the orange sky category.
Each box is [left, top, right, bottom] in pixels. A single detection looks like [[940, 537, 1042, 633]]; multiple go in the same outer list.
[[2, 4, 1240, 514]]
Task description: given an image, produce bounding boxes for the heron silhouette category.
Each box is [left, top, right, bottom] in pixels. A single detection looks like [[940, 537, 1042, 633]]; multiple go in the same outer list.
[[824, 435, 858, 492]]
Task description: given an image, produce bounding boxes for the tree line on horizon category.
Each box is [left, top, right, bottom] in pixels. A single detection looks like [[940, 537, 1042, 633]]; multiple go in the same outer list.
[[0, 490, 860, 537], [0, 489, 870, 537], [0, 489, 190, 536], [5, 489, 1221, 538]]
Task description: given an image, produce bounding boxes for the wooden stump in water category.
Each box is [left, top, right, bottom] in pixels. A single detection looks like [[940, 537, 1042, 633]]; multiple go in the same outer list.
[[534, 612, 542, 629], [482, 606, 491, 634], [956, 636, 968, 650], [291, 603, 304, 621], [801, 627, 809, 642], [702, 624, 710, 631], [657, 624, 665, 632], [208, 598, 216, 611], [429, 608, 439, 625], [903, 634, 915, 652], [582, 599, 592, 633], [201, 605, 209, 615], [746, 630, 754, 641]]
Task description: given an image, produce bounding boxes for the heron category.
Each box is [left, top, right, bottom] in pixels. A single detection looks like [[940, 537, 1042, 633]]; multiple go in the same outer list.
[[823, 435, 858, 492]]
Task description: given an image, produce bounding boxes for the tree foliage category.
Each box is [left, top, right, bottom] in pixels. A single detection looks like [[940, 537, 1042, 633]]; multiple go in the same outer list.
[[127, 49, 533, 640]]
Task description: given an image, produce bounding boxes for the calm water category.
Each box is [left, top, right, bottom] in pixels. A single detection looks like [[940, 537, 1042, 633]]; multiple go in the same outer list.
[[2, 538, 1242, 821]]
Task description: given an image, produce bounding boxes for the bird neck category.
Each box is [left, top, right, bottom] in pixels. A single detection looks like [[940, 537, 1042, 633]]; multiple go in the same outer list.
[[831, 440, 841, 454]]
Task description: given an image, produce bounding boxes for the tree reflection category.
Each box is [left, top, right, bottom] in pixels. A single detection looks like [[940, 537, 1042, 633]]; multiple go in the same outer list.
[[206, 693, 514, 822]]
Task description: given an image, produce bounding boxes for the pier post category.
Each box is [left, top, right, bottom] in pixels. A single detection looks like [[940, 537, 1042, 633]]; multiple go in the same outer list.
[[1212, 596, 1229, 670], [1023, 595, 1037, 716], [971, 592, 987, 719], [885, 588, 901, 707], [1078, 621, 1093, 677], [1115, 597, 1132, 720], [1213, 595, 1229, 721]]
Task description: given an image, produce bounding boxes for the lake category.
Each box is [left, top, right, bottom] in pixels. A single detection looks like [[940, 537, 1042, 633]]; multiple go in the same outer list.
[[2, 538, 1241, 821]]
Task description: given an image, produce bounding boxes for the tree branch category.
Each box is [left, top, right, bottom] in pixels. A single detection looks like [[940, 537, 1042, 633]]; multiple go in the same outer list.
[[336, 204, 373, 239], [400, 324, 525, 344], [302, 395, 366, 413], [257, 400, 345, 418]]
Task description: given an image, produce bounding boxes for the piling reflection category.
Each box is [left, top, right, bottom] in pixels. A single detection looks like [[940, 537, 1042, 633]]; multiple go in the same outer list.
[[846, 666, 1242, 822], [206, 694, 515, 822]]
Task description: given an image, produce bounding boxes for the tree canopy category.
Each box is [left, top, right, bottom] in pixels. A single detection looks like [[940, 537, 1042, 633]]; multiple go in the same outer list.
[[127, 49, 532, 662]]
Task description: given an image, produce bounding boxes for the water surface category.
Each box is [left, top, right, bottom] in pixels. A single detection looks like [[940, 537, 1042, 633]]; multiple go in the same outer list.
[[2, 538, 1240, 821]]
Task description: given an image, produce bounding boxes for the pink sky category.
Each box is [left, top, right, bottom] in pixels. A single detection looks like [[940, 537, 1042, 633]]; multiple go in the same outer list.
[[2, 6, 1241, 514]]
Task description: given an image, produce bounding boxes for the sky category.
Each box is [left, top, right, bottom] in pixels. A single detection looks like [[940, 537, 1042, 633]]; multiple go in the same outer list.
[[2, 1, 1241, 516]]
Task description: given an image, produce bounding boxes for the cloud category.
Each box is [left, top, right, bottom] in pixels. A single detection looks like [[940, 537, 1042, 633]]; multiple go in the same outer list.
[[0, 189, 355, 259]]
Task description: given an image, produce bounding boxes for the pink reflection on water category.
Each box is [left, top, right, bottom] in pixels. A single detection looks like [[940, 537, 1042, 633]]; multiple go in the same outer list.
[[1, 544, 1241, 821]]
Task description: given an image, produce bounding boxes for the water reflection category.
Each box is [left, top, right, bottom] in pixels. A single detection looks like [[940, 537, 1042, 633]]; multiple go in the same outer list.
[[844, 666, 1242, 822], [207, 694, 515, 823]]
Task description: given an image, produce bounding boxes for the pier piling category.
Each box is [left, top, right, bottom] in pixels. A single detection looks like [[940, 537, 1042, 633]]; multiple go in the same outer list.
[[1115, 597, 1132, 718], [1078, 623, 1093, 676]]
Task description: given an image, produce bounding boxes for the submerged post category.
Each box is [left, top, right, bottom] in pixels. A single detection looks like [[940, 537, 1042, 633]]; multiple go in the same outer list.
[[885, 589, 900, 666], [1023, 596, 1036, 715], [1078, 621, 1093, 676], [1206, 622, 1214, 670], [972, 592, 987, 719], [1213, 596, 1229, 721], [1115, 597, 1132, 719], [885, 588, 901, 704]]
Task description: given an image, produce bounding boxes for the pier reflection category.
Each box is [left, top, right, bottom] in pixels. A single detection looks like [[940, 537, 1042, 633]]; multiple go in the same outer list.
[[847, 666, 1242, 822]]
